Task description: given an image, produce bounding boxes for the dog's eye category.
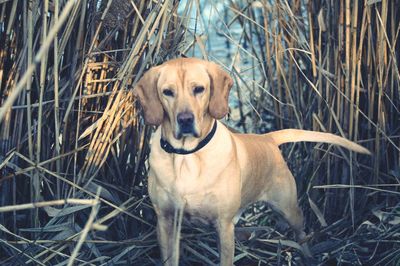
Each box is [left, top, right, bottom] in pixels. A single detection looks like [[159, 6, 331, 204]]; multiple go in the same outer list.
[[193, 86, 205, 95], [163, 89, 174, 97]]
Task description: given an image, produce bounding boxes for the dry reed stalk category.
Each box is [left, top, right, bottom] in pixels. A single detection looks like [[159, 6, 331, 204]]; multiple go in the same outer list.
[[0, 199, 97, 213]]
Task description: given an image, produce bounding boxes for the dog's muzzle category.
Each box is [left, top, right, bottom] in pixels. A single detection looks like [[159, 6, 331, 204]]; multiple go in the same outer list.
[[176, 111, 198, 138]]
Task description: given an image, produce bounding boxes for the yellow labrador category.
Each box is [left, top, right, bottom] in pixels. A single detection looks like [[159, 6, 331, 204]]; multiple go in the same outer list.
[[134, 58, 370, 265]]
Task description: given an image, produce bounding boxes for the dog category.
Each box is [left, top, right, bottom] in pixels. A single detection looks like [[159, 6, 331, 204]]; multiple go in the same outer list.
[[133, 57, 371, 265]]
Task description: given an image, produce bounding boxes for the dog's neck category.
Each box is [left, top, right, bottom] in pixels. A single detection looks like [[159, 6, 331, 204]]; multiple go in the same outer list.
[[160, 118, 216, 154]]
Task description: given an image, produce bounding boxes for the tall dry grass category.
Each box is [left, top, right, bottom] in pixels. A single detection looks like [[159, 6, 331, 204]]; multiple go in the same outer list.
[[0, 0, 399, 265]]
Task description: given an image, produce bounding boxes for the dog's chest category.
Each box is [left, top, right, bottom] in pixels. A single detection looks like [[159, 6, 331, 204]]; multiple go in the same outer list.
[[163, 155, 216, 197], [150, 153, 222, 220], [172, 155, 202, 192]]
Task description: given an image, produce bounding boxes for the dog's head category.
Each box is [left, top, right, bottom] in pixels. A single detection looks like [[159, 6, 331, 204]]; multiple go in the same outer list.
[[134, 58, 233, 141]]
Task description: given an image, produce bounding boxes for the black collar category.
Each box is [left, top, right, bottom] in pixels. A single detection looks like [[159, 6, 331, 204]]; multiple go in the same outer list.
[[160, 121, 217, 155]]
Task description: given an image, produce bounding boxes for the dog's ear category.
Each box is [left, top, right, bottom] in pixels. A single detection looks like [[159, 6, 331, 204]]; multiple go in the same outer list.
[[207, 62, 233, 119], [133, 66, 164, 125]]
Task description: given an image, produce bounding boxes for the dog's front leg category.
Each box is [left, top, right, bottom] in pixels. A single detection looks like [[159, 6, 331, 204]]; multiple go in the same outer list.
[[216, 219, 235, 266], [157, 203, 185, 266], [157, 215, 176, 265], [156, 214, 176, 265]]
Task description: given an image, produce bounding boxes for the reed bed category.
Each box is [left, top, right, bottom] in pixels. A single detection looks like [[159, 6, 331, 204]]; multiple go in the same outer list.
[[0, 0, 399, 265]]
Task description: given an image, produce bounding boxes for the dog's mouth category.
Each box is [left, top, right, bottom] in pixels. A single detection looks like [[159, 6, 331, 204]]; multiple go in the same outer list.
[[175, 126, 200, 140]]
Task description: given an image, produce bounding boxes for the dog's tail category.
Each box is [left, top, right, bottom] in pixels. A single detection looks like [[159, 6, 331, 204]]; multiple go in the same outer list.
[[266, 129, 371, 155]]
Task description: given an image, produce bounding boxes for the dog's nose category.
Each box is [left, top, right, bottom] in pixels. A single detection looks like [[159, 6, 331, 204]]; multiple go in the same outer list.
[[177, 112, 194, 127]]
